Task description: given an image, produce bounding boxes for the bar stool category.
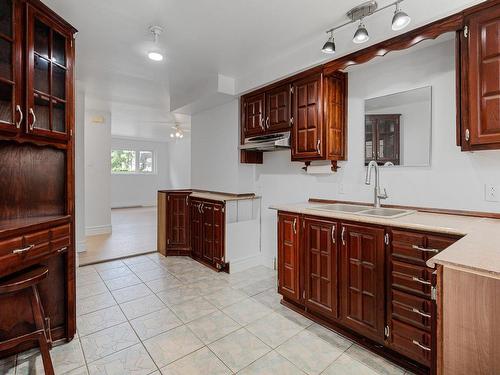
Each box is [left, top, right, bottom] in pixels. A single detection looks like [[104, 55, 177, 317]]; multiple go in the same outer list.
[[0, 265, 54, 375]]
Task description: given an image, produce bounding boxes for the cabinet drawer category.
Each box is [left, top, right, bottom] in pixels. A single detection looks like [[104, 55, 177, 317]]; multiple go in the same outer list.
[[51, 237, 70, 253], [0, 241, 52, 275], [390, 320, 432, 367], [390, 289, 432, 330], [391, 229, 457, 265], [24, 229, 50, 245], [391, 260, 433, 298], [51, 225, 70, 240], [0, 237, 23, 257]]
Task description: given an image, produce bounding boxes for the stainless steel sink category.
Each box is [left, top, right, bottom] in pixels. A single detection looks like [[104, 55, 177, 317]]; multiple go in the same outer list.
[[311, 204, 415, 219], [358, 208, 415, 219], [313, 204, 372, 213]]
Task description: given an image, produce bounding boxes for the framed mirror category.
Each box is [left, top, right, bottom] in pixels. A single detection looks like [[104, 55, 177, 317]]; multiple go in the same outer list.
[[364, 86, 432, 167]]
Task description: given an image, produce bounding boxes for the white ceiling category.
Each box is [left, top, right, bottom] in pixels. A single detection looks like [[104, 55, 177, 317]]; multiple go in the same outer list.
[[43, 0, 484, 113]]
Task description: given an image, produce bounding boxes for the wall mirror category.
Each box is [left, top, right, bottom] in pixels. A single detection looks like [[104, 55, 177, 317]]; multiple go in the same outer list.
[[364, 86, 432, 167]]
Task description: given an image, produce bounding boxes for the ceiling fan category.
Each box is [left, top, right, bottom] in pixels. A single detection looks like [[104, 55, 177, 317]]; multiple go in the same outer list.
[[170, 123, 191, 139]]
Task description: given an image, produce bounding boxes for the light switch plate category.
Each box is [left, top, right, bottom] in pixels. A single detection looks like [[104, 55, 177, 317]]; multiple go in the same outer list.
[[485, 184, 499, 202]]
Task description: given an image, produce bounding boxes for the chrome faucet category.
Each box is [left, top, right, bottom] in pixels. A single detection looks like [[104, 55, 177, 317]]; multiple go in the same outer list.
[[365, 160, 388, 208]]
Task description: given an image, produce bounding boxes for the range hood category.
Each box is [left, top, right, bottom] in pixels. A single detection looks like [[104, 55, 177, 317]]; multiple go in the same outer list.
[[239, 131, 291, 152]]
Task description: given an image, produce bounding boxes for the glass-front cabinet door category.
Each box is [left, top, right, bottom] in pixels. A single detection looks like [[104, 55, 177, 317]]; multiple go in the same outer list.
[[0, 0, 22, 134], [26, 5, 72, 141]]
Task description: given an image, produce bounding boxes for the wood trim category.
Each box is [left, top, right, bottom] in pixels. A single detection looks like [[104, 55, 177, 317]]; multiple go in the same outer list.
[[157, 192, 167, 256], [307, 198, 500, 220], [21, 0, 77, 34]]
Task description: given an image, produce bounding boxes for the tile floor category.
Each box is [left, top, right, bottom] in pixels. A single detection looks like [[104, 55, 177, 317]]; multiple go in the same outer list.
[[0, 254, 415, 375]]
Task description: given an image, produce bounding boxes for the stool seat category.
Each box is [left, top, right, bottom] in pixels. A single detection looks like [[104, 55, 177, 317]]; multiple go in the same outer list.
[[0, 265, 49, 294]]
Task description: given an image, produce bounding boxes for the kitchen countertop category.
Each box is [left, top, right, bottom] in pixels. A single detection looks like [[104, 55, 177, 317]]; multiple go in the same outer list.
[[158, 189, 259, 202], [270, 201, 500, 280]]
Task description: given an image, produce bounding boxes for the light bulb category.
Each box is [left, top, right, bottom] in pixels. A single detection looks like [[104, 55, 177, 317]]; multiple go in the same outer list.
[[170, 133, 174, 138], [148, 51, 164, 61]]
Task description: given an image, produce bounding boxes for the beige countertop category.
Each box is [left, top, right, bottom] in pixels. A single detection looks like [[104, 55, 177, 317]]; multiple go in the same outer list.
[[190, 191, 259, 202], [270, 202, 500, 280]]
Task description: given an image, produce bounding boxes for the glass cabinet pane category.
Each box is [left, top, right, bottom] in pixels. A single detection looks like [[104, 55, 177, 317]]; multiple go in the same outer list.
[[52, 101, 65, 133], [0, 0, 12, 37], [52, 65, 65, 99], [34, 19, 50, 58], [0, 37, 11, 80], [53, 31, 66, 66], [0, 81, 12, 124], [34, 55, 49, 93], [34, 94, 50, 130]]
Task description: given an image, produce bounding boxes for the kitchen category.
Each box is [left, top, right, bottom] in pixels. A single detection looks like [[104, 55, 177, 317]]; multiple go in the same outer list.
[[0, 0, 499, 374]]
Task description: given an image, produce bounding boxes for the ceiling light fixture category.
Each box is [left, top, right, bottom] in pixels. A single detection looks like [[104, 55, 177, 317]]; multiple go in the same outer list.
[[148, 26, 164, 62], [321, 0, 411, 53], [391, 2, 411, 31], [322, 31, 336, 54], [170, 124, 186, 139], [353, 20, 370, 44]]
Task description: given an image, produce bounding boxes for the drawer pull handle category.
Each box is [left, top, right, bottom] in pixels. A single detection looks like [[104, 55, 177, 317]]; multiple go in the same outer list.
[[412, 308, 431, 318], [13, 244, 35, 254], [412, 340, 431, 352], [412, 245, 439, 254], [412, 277, 432, 286], [57, 247, 68, 253], [293, 219, 297, 234], [341, 227, 346, 246], [331, 226, 336, 244]]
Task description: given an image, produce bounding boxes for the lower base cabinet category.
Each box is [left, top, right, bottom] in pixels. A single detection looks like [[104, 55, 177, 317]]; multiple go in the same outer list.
[[276, 211, 460, 374]]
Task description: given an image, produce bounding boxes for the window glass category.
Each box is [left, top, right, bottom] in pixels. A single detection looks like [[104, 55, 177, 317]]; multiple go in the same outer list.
[[139, 151, 153, 173], [111, 150, 136, 173]]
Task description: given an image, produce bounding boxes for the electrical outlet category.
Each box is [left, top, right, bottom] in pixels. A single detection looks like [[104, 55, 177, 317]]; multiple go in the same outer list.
[[485, 184, 499, 202]]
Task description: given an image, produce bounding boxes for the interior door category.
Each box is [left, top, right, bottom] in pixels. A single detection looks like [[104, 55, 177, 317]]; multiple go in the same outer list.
[[292, 73, 324, 160], [277, 213, 300, 302], [341, 223, 386, 343], [466, 6, 500, 147], [26, 5, 72, 141], [0, 0, 22, 134], [304, 217, 338, 319], [243, 93, 265, 138], [202, 202, 214, 263], [265, 84, 291, 133]]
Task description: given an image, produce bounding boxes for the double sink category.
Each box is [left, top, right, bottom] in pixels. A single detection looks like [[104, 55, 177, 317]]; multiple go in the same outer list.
[[311, 203, 415, 219]]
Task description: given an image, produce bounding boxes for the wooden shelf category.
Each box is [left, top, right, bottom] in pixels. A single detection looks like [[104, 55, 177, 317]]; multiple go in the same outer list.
[[0, 215, 71, 239]]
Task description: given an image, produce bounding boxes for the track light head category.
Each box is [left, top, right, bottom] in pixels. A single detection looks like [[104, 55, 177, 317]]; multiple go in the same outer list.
[[322, 33, 336, 54], [353, 22, 370, 44], [391, 3, 411, 31]]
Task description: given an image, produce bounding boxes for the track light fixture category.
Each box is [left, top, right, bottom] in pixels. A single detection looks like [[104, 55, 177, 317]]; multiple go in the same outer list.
[[321, 0, 411, 54], [322, 31, 336, 54]]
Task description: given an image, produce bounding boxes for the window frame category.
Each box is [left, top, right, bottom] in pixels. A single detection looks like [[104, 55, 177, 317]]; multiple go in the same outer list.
[[111, 148, 156, 175]]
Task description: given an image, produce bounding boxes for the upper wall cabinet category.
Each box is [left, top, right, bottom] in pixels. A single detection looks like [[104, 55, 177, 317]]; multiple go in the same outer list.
[[458, 4, 500, 151], [0, 0, 75, 143], [0, 0, 22, 135], [242, 92, 265, 138]]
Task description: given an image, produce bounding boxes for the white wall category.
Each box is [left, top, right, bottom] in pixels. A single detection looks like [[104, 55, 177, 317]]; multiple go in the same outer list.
[[168, 138, 191, 189], [191, 38, 500, 268], [84, 109, 112, 235], [191, 100, 255, 193], [110, 137, 170, 208], [75, 90, 86, 252]]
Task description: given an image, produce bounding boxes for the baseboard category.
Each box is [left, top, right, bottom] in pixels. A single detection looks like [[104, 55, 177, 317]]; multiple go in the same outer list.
[[76, 240, 87, 253], [228, 254, 263, 273], [85, 224, 112, 236], [261, 255, 277, 270]]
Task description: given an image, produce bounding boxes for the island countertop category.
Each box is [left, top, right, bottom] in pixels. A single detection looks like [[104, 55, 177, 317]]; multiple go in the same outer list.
[[158, 189, 259, 202], [270, 201, 500, 280]]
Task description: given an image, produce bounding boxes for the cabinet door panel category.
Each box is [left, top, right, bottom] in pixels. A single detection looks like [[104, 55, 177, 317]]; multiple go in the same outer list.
[[213, 203, 225, 266], [278, 213, 300, 301], [190, 200, 202, 258], [304, 218, 338, 319], [202, 203, 214, 263], [466, 6, 500, 148], [242, 93, 265, 138], [266, 84, 291, 133], [167, 193, 190, 251], [341, 223, 385, 343], [292, 74, 324, 160]]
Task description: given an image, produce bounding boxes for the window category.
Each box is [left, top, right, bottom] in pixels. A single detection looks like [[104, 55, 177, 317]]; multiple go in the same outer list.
[[111, 149, 155, 174]]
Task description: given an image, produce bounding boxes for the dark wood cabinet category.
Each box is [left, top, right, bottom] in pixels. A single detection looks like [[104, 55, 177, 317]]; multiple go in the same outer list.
[[324, 71, 347, 161], [303, 217, 338, 319], [265, 84, 292, 133], [291, 73, 324, 160], [0, 0, 76, 359], [458, 3, 500, 151], [242, 93, 265, 138], [165, 192, 190, 255], [158, 191, 227, 271], [277, 212, 300, 302], [340, 223, 386, 343]]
